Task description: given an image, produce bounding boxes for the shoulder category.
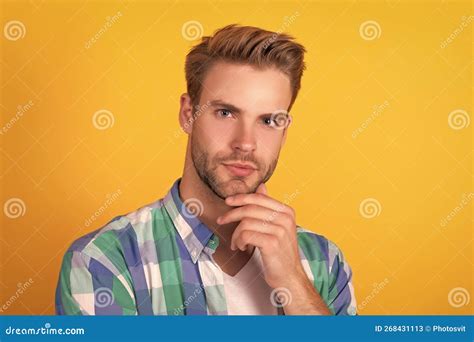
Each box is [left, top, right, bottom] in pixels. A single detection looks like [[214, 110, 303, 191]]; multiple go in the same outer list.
[[64, 199, 165, 262], [296, 226, 349, 271]]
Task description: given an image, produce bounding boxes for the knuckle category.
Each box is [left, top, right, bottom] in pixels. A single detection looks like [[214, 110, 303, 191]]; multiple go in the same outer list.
[[240, 230, 253, 242], [265, 236, 279, 249], [280, 214, 293, 227], [240, 217, 254, 226], [248, 204, 259, 211], [274, 226, 286, 238], [283, 205, 295, 216]]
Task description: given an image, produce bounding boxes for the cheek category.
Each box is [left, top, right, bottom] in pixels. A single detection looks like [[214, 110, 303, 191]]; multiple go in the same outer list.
[[208, 119, 235, 140], [258, 132, 283, 152], [193, 119, 227, 156], [195, 115, 230, 141], [257, 136, 282, 164]]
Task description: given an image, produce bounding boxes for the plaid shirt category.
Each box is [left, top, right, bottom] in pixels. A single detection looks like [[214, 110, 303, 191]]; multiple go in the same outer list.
[[56, 178, 357, 315]]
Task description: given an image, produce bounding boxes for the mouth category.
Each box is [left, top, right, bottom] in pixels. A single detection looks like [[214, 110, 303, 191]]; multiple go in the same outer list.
[[222, 162, 257, 177]]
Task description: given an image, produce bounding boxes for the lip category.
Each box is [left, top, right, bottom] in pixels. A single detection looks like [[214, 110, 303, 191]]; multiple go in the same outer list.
[[223, 162, 257, 170], [223, 162, 257, 177]]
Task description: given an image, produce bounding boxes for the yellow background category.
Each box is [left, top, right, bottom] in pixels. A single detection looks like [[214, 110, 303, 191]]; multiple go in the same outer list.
[[0, 0, 472, 315]]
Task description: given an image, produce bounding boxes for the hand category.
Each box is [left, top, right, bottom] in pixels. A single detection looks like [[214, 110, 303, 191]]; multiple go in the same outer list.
[[217, 183, 332, 315], [216, 183, 305, 289]]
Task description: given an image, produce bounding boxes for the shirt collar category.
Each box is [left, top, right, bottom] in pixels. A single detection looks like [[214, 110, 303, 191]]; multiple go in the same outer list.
[[163, 178, 219, 263]]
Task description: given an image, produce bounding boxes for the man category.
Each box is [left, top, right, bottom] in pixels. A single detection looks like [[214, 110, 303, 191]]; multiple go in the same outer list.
[[56, 24, 357, 315]]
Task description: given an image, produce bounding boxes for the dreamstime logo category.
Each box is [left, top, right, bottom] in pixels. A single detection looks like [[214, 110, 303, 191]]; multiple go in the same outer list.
[[270, 110, 291, 130], [357, 278, 390, 312], [94, 287, 114, 308], [4, 322, 85, 335], [440, 192, 473, 228], [352, 100, 390, 138], [173, 285, 204, 315], [92, 109, 115, 130], [262, 11, 300, 50], [440, 15, 473, 49], [182, 198, 204, 219], [282, 188, 300, 206], [448, 287, 470, 308], [84, 189, 122, 227], [85, 11, 123, 49], [4, 20, 26, 41], [3, 198, 26, 219], [359, 198, 381, 219], [448, 109, 470, 130], [0, 100, 34, 135], [171, 100, 211, 141], [270, 287, 292, 307], [359, 20, 381, 41], [0, 278, 34, 313], [181, 20, 203, 41], [262, 188, 300, 227]]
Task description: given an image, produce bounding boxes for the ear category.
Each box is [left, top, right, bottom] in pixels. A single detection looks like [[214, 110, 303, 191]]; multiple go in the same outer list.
[[179, 93, 194, 134]]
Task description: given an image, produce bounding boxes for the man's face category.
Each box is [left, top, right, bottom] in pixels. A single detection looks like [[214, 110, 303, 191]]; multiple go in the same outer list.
[[189, 62, 293, 199]]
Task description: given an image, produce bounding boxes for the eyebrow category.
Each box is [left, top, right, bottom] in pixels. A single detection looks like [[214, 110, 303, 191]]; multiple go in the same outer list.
[[209, 100, 282, 117], [209, 100, 242, 114]]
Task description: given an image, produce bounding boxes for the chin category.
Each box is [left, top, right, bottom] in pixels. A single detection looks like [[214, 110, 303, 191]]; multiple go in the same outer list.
[[220, 178, 258, 196]]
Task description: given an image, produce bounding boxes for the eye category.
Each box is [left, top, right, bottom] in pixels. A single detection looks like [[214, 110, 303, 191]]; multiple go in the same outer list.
[[261, 115, 286, 129], [216, 109, 233, 118], [262, 116, 275, 127]]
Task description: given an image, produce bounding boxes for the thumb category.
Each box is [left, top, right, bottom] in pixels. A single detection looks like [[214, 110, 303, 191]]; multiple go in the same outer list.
[[256, 182, 268, 195]]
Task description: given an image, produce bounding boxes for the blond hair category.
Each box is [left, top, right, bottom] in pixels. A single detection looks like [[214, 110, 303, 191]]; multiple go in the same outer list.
[[185, 24, 306, 110]]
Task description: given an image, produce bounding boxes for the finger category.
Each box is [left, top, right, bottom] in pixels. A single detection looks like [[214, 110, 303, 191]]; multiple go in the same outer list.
[[256, 183, 267, 195], [225, 193, 293, 216], [230, 218, 284, 250], [218, 204, 289, 226], [233, 230, 278, 253]]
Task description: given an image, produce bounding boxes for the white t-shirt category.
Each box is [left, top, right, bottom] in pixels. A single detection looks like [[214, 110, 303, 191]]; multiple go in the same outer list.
[[222, 247, 278, 315]]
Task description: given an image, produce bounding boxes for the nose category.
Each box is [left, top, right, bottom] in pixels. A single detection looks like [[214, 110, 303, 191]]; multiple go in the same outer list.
[[230, 120, 256, 153]]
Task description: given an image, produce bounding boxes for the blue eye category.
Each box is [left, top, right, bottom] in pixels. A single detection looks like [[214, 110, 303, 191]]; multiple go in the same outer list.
[[216, 109, 233, 118]]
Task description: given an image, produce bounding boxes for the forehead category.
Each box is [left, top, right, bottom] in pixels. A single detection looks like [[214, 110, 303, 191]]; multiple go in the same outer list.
[[199, 62, 292, 113]]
